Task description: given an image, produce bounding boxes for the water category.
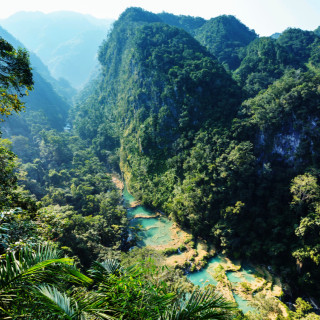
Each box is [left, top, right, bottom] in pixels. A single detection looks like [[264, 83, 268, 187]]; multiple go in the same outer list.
[[123, 187, 135, 206], [207, 255, 228, 265], [233, 293, 256, 314], [123, 187, 255, 314], [187, 263, 218, 287], [187, 255, 226, 286], [130, 216, 175, 246], [226, 268, 256, 284], [128, 206, 154, 219], [124, 187, 179, 247]]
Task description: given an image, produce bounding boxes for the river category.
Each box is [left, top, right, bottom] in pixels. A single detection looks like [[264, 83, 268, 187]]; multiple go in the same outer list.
[[123, 187, 282, 315]]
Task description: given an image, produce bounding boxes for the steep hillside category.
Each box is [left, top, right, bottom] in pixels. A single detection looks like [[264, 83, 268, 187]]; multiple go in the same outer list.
[[0, 25, 75, 102], [157, 13, 257, 72], [74, 7, 241, 199], [0, 11, 113, 88], [3, 6, 320, 317], [233, 71, 320, 297], [277, 28, 319, 68]]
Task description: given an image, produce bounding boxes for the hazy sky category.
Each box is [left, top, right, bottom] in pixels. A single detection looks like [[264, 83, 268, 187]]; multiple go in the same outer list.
[[3, 0, 320, 36]]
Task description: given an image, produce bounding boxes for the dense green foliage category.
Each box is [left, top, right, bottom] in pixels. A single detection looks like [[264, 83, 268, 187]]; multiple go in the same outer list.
[[0, 244, 237, 319], [0, 28, 128, 267], [0, 25, 76, 103], [0, 26, 71, 135], [2, 6, 320, 318], [157, 12, 206, 35], [72, 7, 320, 305], [234, 29, 320, 97], [0, 37, 33, 117], [0, 32, 237, 318], [13, 129, 128, 266]]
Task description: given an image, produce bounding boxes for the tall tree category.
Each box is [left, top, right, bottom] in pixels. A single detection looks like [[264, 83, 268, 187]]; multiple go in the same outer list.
[[0, 37, 33, 118]]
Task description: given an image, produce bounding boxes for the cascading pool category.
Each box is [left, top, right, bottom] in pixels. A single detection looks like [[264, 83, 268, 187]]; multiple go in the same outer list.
[[124, 187, 180, 247], [123, 187, 255, 314], [131, 216, 176, 246]]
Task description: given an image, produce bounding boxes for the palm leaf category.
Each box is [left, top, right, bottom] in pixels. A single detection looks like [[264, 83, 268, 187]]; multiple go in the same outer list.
[[60, 264, 93, 286], [89, 259, 122, 283], [34, 285, 117, 320], [0, 244, 73, 290], [35, 285, 75, 319], [160, 288, 235, 320]]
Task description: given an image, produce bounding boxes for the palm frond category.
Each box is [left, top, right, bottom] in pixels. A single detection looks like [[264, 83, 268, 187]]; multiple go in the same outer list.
[[160, 288, 236, 320], [73, 289, 117, 320], [35, 285, 117, 320], [0, 243, 73, 290], [34, 285, 75, 319], [89, 259, 122, 283], [61, 264, 93, 286]]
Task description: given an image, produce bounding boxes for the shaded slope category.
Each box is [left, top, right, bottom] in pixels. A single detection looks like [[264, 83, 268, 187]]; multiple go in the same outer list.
[[0, 25, 75, 102]]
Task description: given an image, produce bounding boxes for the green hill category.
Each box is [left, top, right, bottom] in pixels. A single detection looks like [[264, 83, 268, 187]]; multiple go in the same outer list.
[[74, 7, 241, 201], [194, 15, 257, 70]]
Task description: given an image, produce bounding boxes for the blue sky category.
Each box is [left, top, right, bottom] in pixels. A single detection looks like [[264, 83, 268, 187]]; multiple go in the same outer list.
[[3, 0, 320, 35]]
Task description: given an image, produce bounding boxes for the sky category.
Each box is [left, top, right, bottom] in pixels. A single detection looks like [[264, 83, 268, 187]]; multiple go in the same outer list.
[[3, 0, 320, 36]]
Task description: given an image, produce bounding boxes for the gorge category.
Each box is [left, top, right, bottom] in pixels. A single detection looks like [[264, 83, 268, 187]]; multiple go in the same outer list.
[[0, 6, 320, 320]]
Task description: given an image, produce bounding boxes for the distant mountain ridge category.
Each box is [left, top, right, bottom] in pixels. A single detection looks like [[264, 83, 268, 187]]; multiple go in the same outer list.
[[157, 12, 258, 70], [0, 11, 114, 88], [0, 25, 70, 134]]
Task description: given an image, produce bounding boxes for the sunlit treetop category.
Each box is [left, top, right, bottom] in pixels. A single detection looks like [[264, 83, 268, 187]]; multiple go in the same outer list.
[[0, 38, 33, 118]]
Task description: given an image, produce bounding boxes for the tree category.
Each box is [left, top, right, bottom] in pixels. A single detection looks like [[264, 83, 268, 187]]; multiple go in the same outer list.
[[0, 37, 33, 118], [0, 139, 17, 209]]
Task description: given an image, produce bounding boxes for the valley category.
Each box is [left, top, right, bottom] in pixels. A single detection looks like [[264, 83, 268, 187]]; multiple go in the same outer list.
[[0, 5, 320, 319], [121, 179, 285, 316]]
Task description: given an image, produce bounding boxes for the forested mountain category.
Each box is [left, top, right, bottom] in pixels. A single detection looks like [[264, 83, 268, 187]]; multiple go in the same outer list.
[[270, 32, 281, 39], [157, 13, 258, 71], [234, 28, 320, 97], [1, 6, 320, 319], [72, 7, 320, 303], [0, 26, 70, 137], [193, 15, 257, 70], [73, 7, 242, 191], [157, 12, 206, 35], [0, 11, 113, 88], [0, 26, 230, 320], [0, 30, 128, 270]]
